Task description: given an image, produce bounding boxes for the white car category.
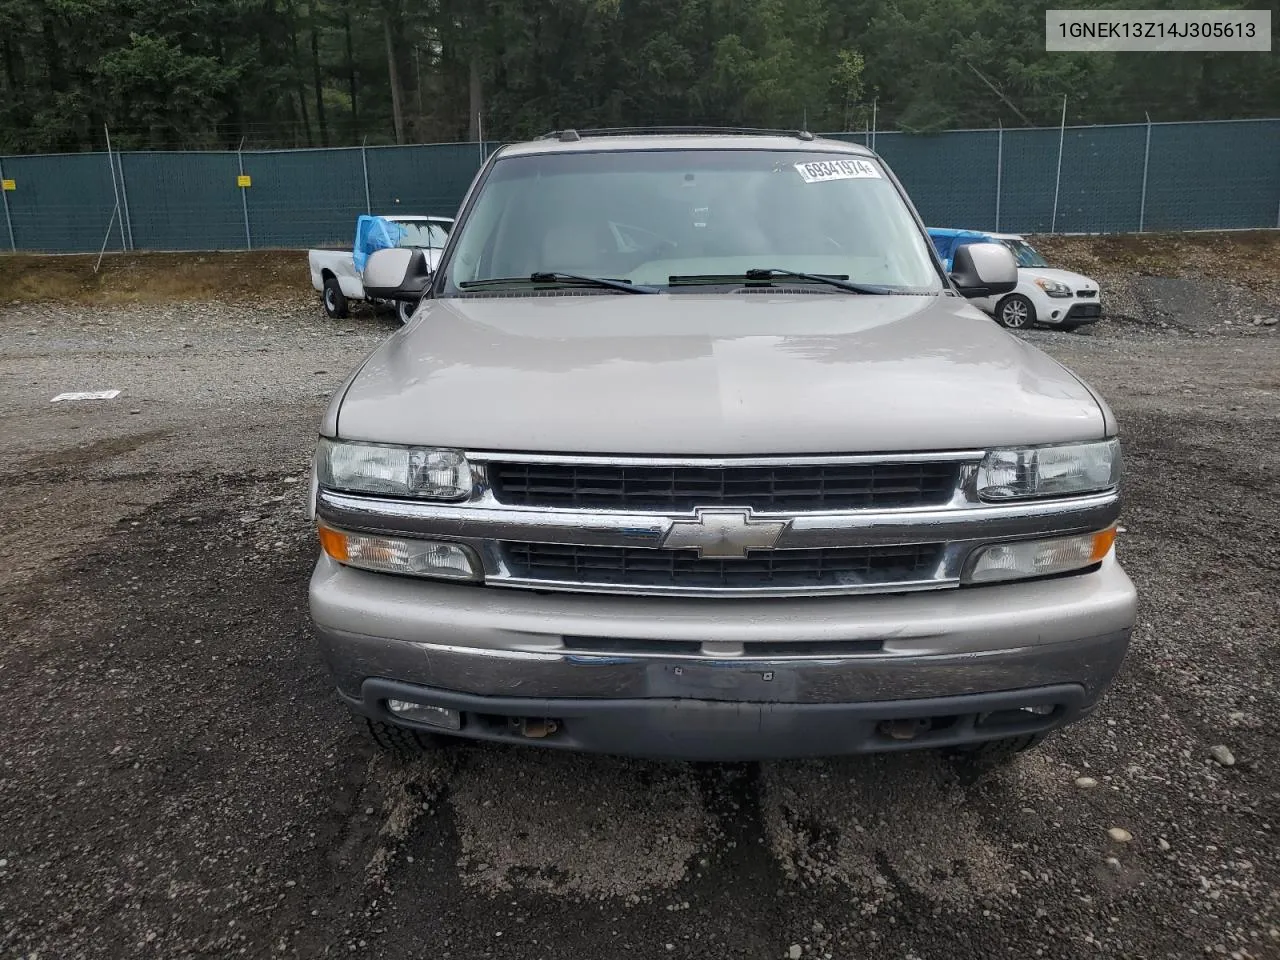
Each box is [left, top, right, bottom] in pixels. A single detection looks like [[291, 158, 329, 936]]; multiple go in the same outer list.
[[971, 233, 1101, 331], [309, 215, 453, 323], [930, 229, 1102, 331]]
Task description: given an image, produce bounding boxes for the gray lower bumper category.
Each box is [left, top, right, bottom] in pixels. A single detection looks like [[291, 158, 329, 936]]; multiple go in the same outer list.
[[345, 678, 1096, 761], [316, 622, 1130, 705], [310, 553, 1136, 759]]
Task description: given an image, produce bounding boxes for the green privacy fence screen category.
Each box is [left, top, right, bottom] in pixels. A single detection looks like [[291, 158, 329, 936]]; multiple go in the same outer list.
[[1, 120, 1276, 253]]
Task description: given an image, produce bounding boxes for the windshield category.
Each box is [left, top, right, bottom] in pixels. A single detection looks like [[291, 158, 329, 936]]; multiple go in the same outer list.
[[999, 238, 1049, 268], [442, 149, 941, 294], [395, 221, 450, 249]]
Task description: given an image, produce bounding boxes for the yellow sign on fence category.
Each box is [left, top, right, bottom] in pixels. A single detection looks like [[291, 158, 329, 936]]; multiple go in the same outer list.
[[236, 174, 252, 188], [1, 179, 14, 191]]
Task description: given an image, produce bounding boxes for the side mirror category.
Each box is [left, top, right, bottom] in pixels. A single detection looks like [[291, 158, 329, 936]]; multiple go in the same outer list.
[[364, 247, 432, 301], [950, 243, 1018, 298]]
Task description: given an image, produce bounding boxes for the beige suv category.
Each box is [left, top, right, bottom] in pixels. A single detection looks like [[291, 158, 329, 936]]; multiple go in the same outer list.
[[307, 129, 1136, 763]]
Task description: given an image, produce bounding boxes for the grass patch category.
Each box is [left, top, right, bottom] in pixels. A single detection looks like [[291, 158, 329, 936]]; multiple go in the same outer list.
[[0, 250, 309, 305], [1033, 231, 1280, 291]]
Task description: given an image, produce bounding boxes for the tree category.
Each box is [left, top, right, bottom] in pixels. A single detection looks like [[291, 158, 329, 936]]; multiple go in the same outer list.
[[96, 34, 235, 147], [0, 0, 1276, 152]]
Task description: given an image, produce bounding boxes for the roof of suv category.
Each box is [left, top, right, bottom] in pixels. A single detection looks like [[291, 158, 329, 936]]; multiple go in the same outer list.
[[499, 131, 876, 158]]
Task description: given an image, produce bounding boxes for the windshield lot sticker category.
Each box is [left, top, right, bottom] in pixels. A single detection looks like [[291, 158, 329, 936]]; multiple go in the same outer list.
[[794, 159, 881, 183]]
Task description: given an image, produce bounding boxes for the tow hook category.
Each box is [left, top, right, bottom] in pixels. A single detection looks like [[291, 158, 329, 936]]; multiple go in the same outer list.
[[878, 718, 931, 741], [509, 717, 560, 739]]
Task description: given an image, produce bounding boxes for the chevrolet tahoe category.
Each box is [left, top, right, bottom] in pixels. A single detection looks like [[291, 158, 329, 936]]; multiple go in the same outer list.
[[307, 128, 1136, 763]]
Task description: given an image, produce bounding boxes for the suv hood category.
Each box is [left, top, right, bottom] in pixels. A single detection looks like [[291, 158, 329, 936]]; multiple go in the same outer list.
[[335, 293, 1106, 454], [1022, 267, 1097, 290]]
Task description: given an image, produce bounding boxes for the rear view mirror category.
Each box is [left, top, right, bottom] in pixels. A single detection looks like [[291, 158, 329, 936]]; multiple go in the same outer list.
[[364, 248, 432, 301], [950, 243, 1018, 298]]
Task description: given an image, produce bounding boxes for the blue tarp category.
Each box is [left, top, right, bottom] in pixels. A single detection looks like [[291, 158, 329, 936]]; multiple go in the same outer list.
[[353, 215, 406, 273], [927, 227, 991, 271]]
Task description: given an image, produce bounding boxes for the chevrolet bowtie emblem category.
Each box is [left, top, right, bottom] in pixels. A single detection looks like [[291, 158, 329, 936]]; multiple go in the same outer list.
[[660, 508, 790, 559]]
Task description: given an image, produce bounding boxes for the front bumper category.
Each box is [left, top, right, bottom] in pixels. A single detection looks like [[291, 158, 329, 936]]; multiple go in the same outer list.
[[1047, 299, 1103, 326], [310, 553, 1136, 759]]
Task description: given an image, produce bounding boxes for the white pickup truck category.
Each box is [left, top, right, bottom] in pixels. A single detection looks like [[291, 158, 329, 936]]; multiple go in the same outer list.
[[308, 215, 453, 323]]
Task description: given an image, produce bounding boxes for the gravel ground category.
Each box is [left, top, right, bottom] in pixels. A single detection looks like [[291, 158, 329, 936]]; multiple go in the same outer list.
[[0, 286, 1278, 960]]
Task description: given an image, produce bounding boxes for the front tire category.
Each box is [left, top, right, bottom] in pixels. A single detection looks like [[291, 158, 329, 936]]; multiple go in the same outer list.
[[995, 293, 1035, 330], [945, 733, 1048, 780], [362, 717, 443, 756], [396, 299, 417, 325], [323, 277, 349, 319]]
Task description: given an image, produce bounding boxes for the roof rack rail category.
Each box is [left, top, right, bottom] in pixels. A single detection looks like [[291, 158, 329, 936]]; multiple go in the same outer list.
[[538, 126, 817, 142]]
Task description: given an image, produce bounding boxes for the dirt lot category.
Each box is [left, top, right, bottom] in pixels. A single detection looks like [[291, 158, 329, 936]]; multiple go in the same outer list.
[[1, 250, 1278, 960]]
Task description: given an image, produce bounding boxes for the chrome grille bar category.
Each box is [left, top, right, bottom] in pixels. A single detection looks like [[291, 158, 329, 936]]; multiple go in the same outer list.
[[316, 488, 1120, 550]]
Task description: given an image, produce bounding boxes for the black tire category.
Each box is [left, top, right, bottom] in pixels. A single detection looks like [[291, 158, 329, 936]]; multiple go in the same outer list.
[[362, 717, 443, 756], [323, 276, 349, 319], [396, 299, 417, 325], [995, 293, 1035, 330]]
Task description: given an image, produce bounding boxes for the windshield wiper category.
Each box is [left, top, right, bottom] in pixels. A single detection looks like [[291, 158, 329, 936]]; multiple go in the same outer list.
[[459, 272, 658, 294], [668, 268, 885, 295]]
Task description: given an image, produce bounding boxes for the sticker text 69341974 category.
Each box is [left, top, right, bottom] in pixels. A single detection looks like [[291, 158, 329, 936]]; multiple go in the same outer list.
[[793, 158, 882, 183]]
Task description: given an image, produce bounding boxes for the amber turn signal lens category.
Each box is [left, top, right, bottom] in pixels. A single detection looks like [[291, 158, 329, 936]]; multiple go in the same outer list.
[[1090, 526, 1118, 562], [317, 525, 350, 562]]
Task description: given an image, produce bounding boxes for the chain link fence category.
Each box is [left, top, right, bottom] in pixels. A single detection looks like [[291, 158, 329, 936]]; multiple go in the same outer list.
[[1, 119, 1276, 254]]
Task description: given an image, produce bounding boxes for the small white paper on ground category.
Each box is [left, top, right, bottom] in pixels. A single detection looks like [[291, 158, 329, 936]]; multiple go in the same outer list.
[[51, 390, 121, 402]]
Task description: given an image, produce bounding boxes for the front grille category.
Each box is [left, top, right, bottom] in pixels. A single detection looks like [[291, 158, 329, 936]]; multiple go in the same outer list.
[[1076, 289, 1097, 298], [1066, 303, 1102, 319], [488, 461, 959, 511], [501, 542, 943, 590]]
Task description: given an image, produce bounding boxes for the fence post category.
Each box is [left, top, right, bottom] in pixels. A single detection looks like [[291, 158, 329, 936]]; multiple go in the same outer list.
[[117, 157, 136, 250], [995, 120, 1003, 232], [94, 206, 119, 274], [361, 137, 372, 214], [103, 125, 126, 252], [1050, 95, 1066, 233], [0, 156, 14, 251], [1138, 112, 1152, 233], [117, 155, 135, 251], [870, 98, 877, 152], [104, 125, 134, 250], [237, 138, 252, 250]]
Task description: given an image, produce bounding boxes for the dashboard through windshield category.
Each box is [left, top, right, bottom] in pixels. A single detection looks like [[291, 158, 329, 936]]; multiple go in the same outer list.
[[441, 149, 943, 295], [395, 221, 451, 249]]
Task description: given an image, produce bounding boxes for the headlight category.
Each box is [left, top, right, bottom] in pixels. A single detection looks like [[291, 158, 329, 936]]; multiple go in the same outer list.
[[965, 527, 1116, 584], [318, 525, 483, 581], [1034, 278, 1072, 298], [977, 439, 1120, 501], [317, 439, 472, 500]]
